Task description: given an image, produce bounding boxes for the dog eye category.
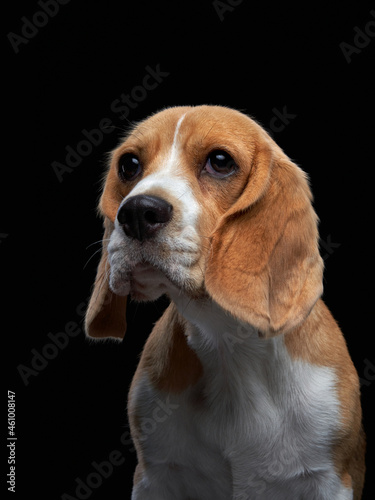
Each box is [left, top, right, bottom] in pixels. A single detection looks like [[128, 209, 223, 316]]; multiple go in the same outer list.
[[204, 150, 237, 178], [118, 153, 142, 182]]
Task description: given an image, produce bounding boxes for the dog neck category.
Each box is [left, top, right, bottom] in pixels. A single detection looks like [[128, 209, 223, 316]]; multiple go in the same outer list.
[[170, 291, 285, 385]]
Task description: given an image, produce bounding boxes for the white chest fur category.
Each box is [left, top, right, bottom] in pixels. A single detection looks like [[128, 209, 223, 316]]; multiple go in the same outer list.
[[130, 298, 351, 500]]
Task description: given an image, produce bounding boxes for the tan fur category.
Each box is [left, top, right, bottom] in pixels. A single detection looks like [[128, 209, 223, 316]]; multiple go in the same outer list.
[[85, 105, 365, 497], [85, 218, 127, 339], [138, 304, 203, 393], [205, 152, 323, 336]]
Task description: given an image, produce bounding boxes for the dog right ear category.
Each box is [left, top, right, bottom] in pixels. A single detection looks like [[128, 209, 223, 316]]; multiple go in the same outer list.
[[205, 143, 323, 337], [85, 217, 127, 341]]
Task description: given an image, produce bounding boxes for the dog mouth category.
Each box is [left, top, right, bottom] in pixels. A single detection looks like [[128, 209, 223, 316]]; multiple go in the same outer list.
[[109, 259, 183, 302], [107, 226, 206, 300], [109, 252, 205, 302], [129, 262, 173, 301]]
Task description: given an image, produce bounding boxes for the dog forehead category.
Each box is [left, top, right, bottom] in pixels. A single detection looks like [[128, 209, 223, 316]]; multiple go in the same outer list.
[[127, 105, 262, 154], [124, 109, 197, 208], [129, 106, 191, 150]]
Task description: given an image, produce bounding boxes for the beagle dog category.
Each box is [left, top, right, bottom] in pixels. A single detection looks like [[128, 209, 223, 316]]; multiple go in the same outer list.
[[85, 105, 365, 499]]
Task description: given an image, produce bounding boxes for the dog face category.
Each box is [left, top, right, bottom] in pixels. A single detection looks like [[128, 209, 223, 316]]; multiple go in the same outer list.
[[104, 106, 262, 300], [85, 105, 323, 340]]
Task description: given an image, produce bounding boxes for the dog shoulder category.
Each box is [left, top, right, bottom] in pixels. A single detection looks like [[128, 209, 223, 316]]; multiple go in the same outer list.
[[134, 303, 203, 395]]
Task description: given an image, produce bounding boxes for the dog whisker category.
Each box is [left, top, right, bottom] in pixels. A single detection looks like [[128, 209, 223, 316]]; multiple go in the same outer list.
[[83, 247, 105, 270], [85, 238, 111, 250]]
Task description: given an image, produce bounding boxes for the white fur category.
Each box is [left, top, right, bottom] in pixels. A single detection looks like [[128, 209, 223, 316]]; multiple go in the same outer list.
[[127, 113, 200, 231], [108, 114, 204, 299], [130, 297, 351, 499]]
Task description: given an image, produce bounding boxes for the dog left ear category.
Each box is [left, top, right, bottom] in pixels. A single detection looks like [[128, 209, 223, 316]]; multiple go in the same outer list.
[[85, 217, 127, 340], [205, 143, 324, 337]]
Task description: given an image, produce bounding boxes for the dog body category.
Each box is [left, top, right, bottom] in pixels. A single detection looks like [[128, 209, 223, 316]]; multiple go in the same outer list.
[[85, 106, 365, 499]]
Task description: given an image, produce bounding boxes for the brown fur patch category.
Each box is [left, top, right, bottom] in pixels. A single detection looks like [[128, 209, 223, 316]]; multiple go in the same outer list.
[[140, 304, 203, 393]]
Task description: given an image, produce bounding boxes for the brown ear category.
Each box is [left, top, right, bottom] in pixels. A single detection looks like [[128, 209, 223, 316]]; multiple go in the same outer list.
[[205, 143, 324, 337], [85, 217, 127, 340]]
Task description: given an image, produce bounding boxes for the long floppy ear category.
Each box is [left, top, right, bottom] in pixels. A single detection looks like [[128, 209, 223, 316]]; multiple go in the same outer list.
[[205, 142, 324, 337], [85, 217, 127, 340]]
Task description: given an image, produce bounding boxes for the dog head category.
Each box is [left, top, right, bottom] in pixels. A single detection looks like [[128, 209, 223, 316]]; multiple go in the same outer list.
[[85, 105, 323, 340]]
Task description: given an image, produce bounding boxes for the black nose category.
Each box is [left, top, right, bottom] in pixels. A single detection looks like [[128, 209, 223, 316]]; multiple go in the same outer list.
[[117, 195, 173, 241]]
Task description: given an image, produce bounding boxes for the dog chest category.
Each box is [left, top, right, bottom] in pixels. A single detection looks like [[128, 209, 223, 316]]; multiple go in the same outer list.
[[129, 346, 344, 498]]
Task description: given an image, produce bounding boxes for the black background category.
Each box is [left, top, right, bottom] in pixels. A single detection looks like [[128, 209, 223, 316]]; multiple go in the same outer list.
[[4, 1, 374, 498]]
